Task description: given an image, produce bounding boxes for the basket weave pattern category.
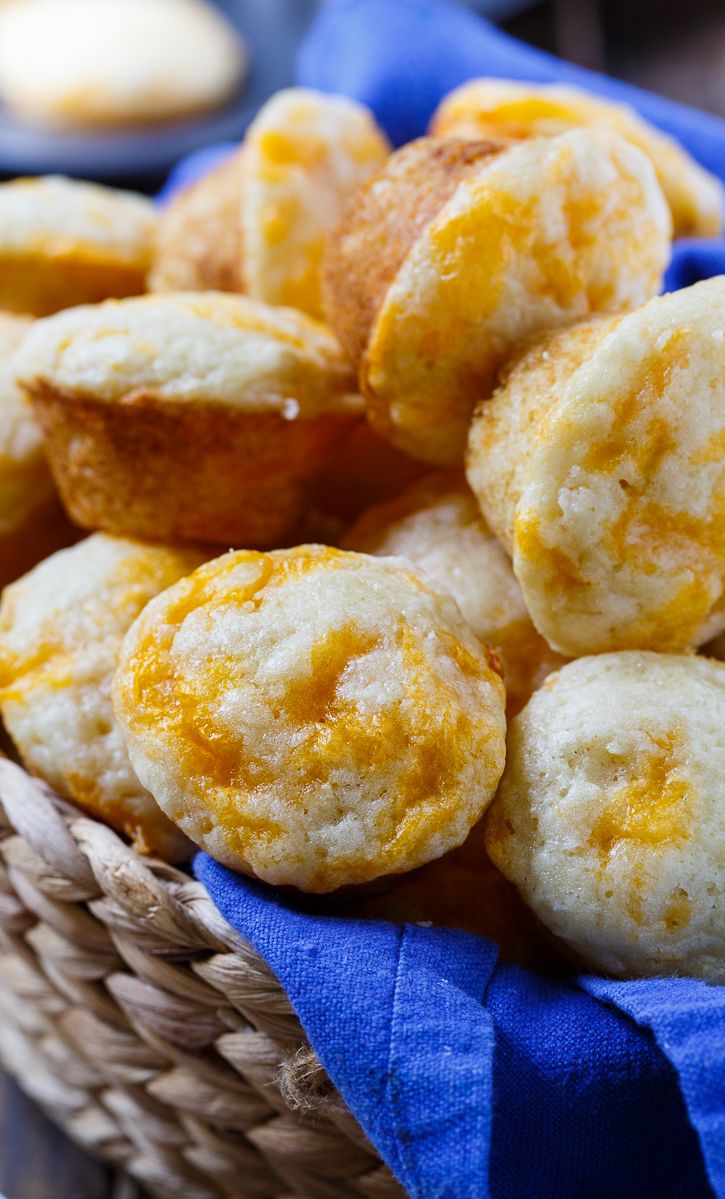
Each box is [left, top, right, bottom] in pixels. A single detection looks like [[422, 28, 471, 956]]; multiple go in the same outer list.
[[0, 758, 402, 1199]]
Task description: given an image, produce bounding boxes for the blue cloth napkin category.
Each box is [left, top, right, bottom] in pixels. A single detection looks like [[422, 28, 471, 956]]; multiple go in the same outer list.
[[196, 860, 723, 1199], [297, 0, 725, 175], [175, 2, 725, 1194]]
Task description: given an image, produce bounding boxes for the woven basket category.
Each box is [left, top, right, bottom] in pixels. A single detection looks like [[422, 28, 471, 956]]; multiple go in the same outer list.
[[0, 756, 403, 1199]]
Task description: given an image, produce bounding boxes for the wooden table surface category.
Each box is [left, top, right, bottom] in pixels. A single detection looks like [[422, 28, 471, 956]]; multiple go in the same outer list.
[[0, 1071, 144, 1199]]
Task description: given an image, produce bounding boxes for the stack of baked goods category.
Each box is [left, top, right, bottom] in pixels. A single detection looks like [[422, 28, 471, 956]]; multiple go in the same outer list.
[[0, 82, 723, 982]]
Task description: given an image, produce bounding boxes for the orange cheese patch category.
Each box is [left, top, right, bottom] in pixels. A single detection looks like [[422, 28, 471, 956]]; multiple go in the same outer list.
[[589, 729, 692, 856], [514, 508, 588, 593], [124, 547, 505, 889]]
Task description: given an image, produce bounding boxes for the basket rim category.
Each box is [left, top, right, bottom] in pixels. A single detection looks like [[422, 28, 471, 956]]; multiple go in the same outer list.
[[0, 754, 401, 1199]]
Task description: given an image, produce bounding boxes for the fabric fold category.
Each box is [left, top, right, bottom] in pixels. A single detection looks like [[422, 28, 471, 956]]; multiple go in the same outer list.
[[194, 859, 500, 1199], [195, 858, 716, 1199], [582, 976, 725, 1197]]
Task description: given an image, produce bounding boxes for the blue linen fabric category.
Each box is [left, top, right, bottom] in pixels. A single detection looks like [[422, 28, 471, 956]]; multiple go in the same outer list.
[[296, 0, 725, 172], [175, 3, 725, 1195], [665, 240, 725, 292], [196, 860, 722, 1199]]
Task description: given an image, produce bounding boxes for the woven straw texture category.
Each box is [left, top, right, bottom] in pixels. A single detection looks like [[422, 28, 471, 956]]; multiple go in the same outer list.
[[0, 756, 403, 1199]]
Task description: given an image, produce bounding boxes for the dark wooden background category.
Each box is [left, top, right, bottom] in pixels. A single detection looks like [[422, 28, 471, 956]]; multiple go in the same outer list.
[[0, 1073, 140, 1199], [1, 0, 724, 1195]]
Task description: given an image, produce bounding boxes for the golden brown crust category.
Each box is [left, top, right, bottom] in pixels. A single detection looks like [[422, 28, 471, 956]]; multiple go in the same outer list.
[[466, 316, 618, 549], [324, 129, 670, 466], [321, 137, 507, 367], [0, 176, 156, 316], [28, 383, 355, 547], [0, 254, 150, 317], [149, 149, 244, 294]]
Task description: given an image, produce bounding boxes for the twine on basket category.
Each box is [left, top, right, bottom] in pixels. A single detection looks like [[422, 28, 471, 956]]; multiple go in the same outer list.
[[0, 756, 403, 1199]]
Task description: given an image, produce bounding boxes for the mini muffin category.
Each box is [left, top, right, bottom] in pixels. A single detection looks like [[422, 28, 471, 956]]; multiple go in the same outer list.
[[467, 278, 725, 656], [0, 0, 246, 129], [113, 546, 507, 892], [0, 313, 77, 589], [0, 176, 156, 317], [431, 78, 722, 238], [16, 292, 360, 547], [322, 129, 671, 464], [0, 534, 205, 860], [343, 473, 566, 716], [486, 653, 725, 981], [151, 152, 244, 295], [151, 88, 390, 320]]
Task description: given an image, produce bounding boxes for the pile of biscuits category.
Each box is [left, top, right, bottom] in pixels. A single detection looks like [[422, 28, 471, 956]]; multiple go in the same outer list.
[[0, 83, 723, 982]]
